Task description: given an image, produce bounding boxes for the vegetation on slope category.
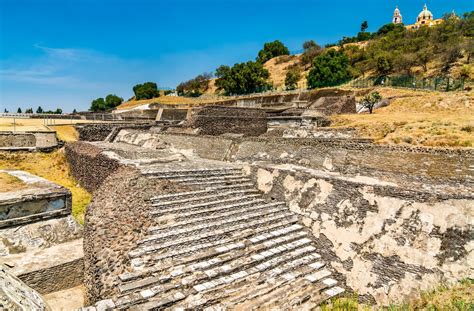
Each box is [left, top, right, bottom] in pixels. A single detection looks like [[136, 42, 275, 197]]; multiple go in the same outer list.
[[0, 150, 91, 223], [321, 279, 473, 310], [332, 87, 474, 147]]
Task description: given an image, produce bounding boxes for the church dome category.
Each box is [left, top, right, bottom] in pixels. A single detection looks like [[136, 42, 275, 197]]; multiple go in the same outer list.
[[418, 4, 433, 20]]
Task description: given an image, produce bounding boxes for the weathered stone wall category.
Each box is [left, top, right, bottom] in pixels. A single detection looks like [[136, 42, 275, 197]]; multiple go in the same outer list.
[[250, 164, 473, 304], [0, 264, 50, 310], [18, 258, 83, 294], [0, 133, 36, 148], [75, 124, 121, 141], [65, 142, 122, 192], [123, 133, 473, 184], [83, 167, 189, 304], [189, 106, 267, 136]]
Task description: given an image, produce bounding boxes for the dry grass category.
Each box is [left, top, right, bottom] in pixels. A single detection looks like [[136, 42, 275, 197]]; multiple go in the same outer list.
[[321, 279, 474, 310], [0, 118, 106, 132], [52, 125, 79, 142], [332, 87, 474, 148], [0, 150, 91, 223], [116, 95, 204, 110], [0, 172, 27, 193]]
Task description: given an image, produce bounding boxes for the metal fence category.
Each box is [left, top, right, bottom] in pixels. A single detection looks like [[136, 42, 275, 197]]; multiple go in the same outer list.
[[350, 76, 466, 92]]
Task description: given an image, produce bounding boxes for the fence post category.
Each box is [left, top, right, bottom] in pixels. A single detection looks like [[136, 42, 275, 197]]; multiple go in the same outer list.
[[446, 77, 450, 92]]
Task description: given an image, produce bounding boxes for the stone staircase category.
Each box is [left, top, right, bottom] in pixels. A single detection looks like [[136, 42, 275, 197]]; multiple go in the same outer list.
[[86, 166, 345, 310]]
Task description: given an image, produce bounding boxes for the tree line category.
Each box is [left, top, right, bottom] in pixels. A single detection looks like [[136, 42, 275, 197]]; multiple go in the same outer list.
[[177, 10, 473, 96], [4, 107, 66, 114]]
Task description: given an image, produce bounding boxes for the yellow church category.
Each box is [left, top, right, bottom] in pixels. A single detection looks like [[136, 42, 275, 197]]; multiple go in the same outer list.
[[392, 4, 444, 30]]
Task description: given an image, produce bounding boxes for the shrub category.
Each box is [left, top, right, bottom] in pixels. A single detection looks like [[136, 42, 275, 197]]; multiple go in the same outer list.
[[307, 49, 352, 88], [285, 67, 302, 90], [90, 98, 106, 112], [257, 40, 290, 64], [215, 61, 270, 95], [132, 82, 160, 100], [105, 94, 123, 109]]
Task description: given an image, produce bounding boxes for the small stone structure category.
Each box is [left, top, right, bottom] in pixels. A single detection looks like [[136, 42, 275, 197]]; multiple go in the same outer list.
[[0, 131, 58, 150], [189, 106, 268, 136], [0, 170, 72, 228], [0, 170, 83, 296]]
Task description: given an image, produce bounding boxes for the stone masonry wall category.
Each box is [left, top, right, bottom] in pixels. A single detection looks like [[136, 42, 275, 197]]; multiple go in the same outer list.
[[65, 142, 122, 192], [189, 106, 268, 136], [18, 258, 83, 294], [250, 164, 473, 305], [132, 133, 473, 184], [83, 167, 190, 304]]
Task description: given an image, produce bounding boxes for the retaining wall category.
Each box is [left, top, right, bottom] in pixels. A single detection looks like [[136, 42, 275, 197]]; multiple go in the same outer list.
[[122, 133, 473, 184], [65, 142, 123, 192]]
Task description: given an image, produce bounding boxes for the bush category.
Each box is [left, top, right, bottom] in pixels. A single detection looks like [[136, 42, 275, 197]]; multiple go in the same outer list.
[[257, 40, 290, 64], [307, 49, 352, 88], [105, 94, 123, 109], [215, 61, 270, 95], [285, 67, 302, 90], [301, 40, 322, 65], [176, 73, 212, 97], [90, 98, 106, 112], [132, 82, 160, 100]]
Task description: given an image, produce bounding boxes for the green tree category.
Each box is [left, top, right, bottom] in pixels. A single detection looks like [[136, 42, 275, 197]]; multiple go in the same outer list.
[[303, 40, 319, 51], [17, 107, 22, 113], [55, 108, 63, 114], [375, 54, 393, 75], [257, 40, 290, 64], [361, 21, 368, 33], [90, 98, 106, 112], [307, 49, 352, 88], [72, 108, 77, 114], [36, 106, 43, 114], [4, 109, 8, 113], [361, 91, 382, 114], [133, 82, 160, 100], [105, 94, 123, 109], [215, 61, 270, 95], [285, 67, 302, 90]]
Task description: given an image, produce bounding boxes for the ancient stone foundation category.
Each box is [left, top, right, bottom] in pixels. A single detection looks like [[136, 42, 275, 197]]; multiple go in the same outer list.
[[189, 106, 268, 136]]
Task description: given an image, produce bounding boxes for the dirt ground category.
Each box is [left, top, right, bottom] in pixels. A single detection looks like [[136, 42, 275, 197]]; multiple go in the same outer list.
[[44, 285, 85, 310]]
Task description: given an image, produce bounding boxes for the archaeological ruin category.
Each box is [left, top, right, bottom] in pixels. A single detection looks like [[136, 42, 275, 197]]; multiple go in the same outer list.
[[1, 88, 472, 310]]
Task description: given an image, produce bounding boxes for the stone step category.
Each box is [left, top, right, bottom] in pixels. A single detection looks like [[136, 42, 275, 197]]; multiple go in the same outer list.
[[144, 168, 243, 178], [132, 213, 298, 267], [151, 190, 260, 209], [146, 202, 288, 237], [215, 263, 332, 307], [150, 195, 263, 217], [121, 219, 302, 283], [180, 177, 253, 187], [151, 200, 278, 228], [120, 238, 316, 302], [201, 183, 255, 191], [150, 189, 259, 205], [171, 175, 250, 183]]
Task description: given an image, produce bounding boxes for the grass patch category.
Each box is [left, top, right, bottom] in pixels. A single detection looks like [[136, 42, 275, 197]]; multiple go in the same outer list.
[[0, 150, 91, 223], [0, 172, 27, 193], [321, 279, 473, 310], [52, 125, 79, 142]]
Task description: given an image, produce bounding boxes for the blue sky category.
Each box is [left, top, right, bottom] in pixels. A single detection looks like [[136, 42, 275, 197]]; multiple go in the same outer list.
[[0, 0, 472, 112]]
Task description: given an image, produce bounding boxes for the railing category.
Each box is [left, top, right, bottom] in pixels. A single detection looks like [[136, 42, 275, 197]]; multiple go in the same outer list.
[[350, 76, 466, 92]]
